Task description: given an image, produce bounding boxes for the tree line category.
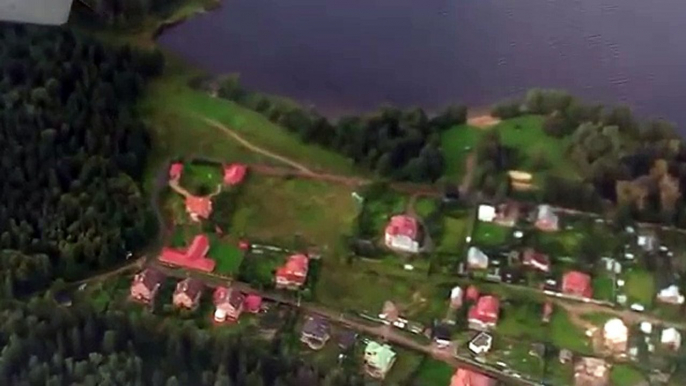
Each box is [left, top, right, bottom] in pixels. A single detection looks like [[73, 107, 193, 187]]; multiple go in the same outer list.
[[201, 75, 468, 182], [0, 24, 164, 295]]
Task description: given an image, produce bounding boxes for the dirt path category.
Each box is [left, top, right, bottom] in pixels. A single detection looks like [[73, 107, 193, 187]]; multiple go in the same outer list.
[[555, 299, 686, 330], [459, 152, 476, 195], [201, 117, 315, 175], [467, 114, 501, 129], [72, 257, 146, 287]]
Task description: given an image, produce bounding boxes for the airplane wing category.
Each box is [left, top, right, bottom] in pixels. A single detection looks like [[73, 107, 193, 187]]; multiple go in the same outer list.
[[0, 0, 74, 25]]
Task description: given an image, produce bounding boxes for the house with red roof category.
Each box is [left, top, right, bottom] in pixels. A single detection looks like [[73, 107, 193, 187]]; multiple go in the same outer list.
[[223, 164, 247, 185], [522, 249, 551, 273], [130, 268, 165, 304], [244, 294, 263, 313], [562, 271, 593, 298], [169, 163, 183, 181], [384, 215, 421, 253], [173, 278, 204, 310], [185, 195, 213, 222], [535, 204, 559, 232], [465, 286, 480, 302], [159, 234, 216, 272], [213, 286, 245, 323], [450, 368, 496, 386], [275, 254, 309, 290], [468, 296, 500, 331]]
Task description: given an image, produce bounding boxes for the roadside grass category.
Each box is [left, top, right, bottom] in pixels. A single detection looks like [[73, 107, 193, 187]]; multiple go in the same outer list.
[[230, 174, 357, 248], [441, 124, 482, 180], [610, 364, 647, 386], [412, 358, 454, 386], [549, 309, 592, 355], [491, 337, 544, 379], [624, 269, 655, 307], [471, 221, 511, 247], [493, 115, 578, 180], [579, 311, 615, 326], [207, 235, 244, 275]]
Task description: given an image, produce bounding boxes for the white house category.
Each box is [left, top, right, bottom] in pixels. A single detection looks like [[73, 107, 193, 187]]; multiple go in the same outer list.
[[467, 247, 489, 270], [657, 285, 685, 305], [477, 205, 496, 222], [661, 327, 682, 350], [468, 332, 493, 355], [603, 318, 628, 352]]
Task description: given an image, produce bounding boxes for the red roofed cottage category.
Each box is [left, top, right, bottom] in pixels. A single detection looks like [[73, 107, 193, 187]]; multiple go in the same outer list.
[[159, 234, 216, 272], [450, 368, 496, 386], [244, 294, 263, 313], [185, 196, 213, 222], [562, 271, 593, 298], [169, 163, 183, 181], [522, 249, 551, 273], [468, 296, 500, 331], [384, 215, 421, 253], [173, 278, 204, 310], [213, 286, 245, 323], [275, 254, 309, 290], [223, 164, 247, 185]]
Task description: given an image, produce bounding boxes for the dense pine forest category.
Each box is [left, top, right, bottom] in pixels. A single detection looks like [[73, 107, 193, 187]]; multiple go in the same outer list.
[[0, 24, 163, 296]]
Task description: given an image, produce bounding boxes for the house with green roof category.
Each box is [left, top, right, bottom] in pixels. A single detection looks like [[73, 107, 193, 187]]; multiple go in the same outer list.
[[363, 341, 397, 379]]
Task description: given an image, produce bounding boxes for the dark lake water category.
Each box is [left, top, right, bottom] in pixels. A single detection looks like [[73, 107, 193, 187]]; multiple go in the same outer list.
[[158, 0, 686, 127]]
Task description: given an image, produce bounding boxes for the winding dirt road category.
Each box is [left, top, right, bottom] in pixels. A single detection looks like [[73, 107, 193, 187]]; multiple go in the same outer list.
[[201, 117, 315, 175]]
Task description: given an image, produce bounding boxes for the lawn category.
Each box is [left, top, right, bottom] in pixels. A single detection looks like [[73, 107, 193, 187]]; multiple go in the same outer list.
[[230, 174, 357, 249], [493, 115, 579, 180], [549, 309, 592, 355], [238, 250, 285, 289], [414, 197, 439, 218], [471, 221, 511, 247], [592, 275, 615, 302], [412, 358, 454, 385], [441, 124, 483, 180], [359, 190, 409, 238], [579, 312, 615, 326], [207, 236, 244, 275], [436, 210, 472, 255], [179, 162, 224, 195], [610, 364, 646, 386], [497, 301, 548, 342], [624, 269, 655, 307]]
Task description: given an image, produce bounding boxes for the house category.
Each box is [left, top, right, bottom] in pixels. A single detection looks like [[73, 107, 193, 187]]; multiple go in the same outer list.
[[574, 357, 609, 386], [244, 294, 263, 313], [535, 204, 559, 231], [363, 341, 396, 379], [468, 332, 493, 355], [465, 286, 480, 302], [450, 286, 463, 309], [494, 201, 521, 227], [300, 315, 330, 350], [522, 248, 551, 273], [337, 330, 357, 351], [661, 327, 681, 350], [130, 268, 165, 304], [384, 215, 421, 253], [275, 254, 309, 290], [223, 163, 247, 185], [467, 247, 489, 270], [450, 368, 496, 386], [559, 349, 573, 364], [432, 323, 452, 348], [637, 232, 657, 252], [159, 234, 216, 272], [603, 318, 628, 353], [172, 278, 204, 310], [657, 284, 685, 304], [477, 205, 496, 222], [562, 271, 593, 299], [169, 162, 183, 181], [468, 296, 500, 331], [213, 286, 245, 323], [542, 301, 553, 323], [379, 301, 399, 322], [185, 195, 213, 222]]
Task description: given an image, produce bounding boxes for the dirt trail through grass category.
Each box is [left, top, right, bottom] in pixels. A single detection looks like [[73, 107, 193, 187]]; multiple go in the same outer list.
[[555, 300, 686, 330], [201, 117, 315, 174]]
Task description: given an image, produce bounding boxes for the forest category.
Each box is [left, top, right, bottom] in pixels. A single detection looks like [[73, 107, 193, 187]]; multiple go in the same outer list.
[[202, 75, 467, 182], [0, 297, 364, 386], [0, 24, 164, 296], [485, 89, 686, 228]]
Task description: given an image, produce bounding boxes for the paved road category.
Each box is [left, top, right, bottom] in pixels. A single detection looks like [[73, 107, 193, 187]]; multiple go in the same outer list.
[[150, 261, 535, 386]]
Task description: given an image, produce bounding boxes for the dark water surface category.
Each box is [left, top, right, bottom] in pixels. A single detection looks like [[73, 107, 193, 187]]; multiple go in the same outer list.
[[158, 0, 686, 126]]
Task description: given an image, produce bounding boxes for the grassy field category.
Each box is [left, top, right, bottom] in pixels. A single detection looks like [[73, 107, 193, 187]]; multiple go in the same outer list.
[[179, 162, 224, 195], [441, 124, 482, 180], [412, 358, 454, 385], [471, 221, 511, 247], [230, 174, 358, 248], [549, 309, 592, 354], [207, 236, 244, 275], [436, 210, 473, 255], [592, 275, 615, 301], [611, 364, 647, 386], [624, 269, 655, 306]]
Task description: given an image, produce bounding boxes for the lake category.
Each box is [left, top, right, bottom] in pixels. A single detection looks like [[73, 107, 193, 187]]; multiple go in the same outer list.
[[158, 0, 686, 126]]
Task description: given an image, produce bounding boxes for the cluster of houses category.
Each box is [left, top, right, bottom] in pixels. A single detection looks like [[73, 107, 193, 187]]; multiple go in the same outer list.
[[129, 268, 263, 323], [477, 202, 558, 232], [169, 162, 247, 222]]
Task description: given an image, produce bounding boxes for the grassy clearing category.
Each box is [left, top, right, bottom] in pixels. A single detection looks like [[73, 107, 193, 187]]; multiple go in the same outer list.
[[624, 269, 655, 306], [471, 221, 511, 247], [592, 275, 615, 301], [179, 162, 224, 195], [230, 174, 357, 248], [413, 358, 454, 386], [497, 301, 548, 342], [610, 364, 646, 386], [207, 236, 244, 275], [549, 309, 592, 354], [414, 197, 439, 218], [441, 124, 482, 180], [579, 312, 615, 326], [436, 211, 472, 254], [384, 348, 424, 385]]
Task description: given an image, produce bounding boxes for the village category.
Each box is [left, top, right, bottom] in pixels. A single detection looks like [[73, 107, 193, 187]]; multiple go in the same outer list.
[[95, 159, 686, 386]]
